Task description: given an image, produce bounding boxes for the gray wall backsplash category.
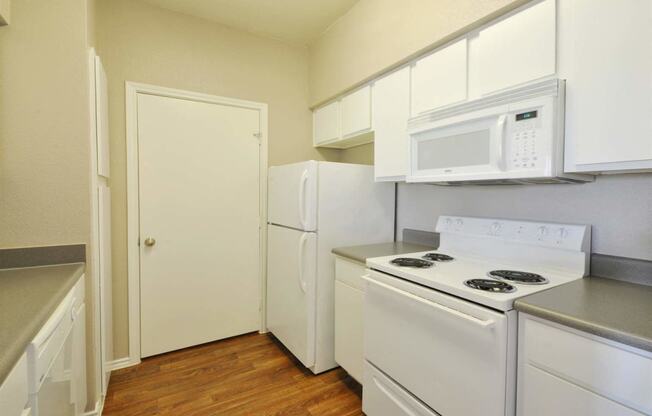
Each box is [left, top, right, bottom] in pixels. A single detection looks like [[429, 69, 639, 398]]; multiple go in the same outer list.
[[397, 173, 652, 261]]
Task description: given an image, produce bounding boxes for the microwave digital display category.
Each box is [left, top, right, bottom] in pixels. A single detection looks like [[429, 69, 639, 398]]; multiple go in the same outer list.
[[516, 110, 538, 121]]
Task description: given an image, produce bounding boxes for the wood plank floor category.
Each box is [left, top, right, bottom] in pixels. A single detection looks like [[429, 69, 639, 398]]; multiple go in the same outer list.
[[103, 333, 363, 416]]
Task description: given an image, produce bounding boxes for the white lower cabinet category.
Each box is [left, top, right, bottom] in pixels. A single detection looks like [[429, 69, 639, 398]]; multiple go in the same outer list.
[[0, 354, 29, 416], [334, 257, 365, 383], [518, 314, 652, 416], [26, 277, 87, 416]]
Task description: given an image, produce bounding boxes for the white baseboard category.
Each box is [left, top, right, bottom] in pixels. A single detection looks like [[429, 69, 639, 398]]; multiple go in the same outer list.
[[107, 356, 140, 371], [83, 398, 104, 416]]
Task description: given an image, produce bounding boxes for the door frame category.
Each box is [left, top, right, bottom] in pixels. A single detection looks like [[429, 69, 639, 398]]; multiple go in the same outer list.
[[125, 82, 269, 366]]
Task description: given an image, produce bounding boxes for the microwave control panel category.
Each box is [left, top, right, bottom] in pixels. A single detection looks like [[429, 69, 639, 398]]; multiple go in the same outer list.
[[508, 109, 543, 170]]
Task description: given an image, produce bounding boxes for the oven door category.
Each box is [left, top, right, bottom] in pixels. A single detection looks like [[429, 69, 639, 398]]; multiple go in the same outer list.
[[363, 270, 513, 416], [408, 106, 508, 183]]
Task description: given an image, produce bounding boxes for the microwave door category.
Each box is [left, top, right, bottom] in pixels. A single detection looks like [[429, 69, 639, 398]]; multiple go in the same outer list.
[[409, 113, 506, 182]]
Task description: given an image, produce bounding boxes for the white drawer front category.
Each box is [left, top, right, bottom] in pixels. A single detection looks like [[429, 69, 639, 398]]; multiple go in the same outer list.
[[334, 280, 364, 382], [363, 361, 440, 416], [0, 354, 28, 416], [334, 257, 365, 290], [364, 271, 510, 416], [522, 317, 652, 414], [519, 364, 644, 416]]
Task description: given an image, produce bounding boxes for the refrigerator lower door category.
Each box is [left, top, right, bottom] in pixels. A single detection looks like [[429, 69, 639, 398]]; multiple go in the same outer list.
[[268, 161, 317, 231], [266, 225, 317, 367]]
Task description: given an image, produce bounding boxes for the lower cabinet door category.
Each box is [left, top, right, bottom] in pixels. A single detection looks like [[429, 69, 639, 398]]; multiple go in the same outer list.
[[334, 280, 364, 382], [518, 364, 644, 416], [363, 361, 440, 416]]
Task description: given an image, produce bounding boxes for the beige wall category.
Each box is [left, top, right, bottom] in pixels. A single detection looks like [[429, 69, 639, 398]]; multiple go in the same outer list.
[[307, 0, 525, 164], [95, 0, 340, 358], [340, 143, 374, 165], [0, 0, 92, 249]]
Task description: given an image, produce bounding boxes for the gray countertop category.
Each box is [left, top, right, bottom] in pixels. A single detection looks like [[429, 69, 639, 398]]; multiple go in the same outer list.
[[332, 241, 435, 264], [0, 263, 85, 384], [514, 276, 652, 352]]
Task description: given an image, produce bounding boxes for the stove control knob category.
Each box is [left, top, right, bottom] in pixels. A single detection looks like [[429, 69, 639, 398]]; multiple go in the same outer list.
[[455, 218, 464, 230], [445, 218, 453, 229], [537, 226, 549, 240], [490, 222, 502, 235]]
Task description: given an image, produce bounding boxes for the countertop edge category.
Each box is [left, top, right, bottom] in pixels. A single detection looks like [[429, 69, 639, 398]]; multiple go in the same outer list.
[[514, 300, 652, 353], [332, 242, 435, 265], [0, 263, 85, 385], [331, 249, 365, 264]]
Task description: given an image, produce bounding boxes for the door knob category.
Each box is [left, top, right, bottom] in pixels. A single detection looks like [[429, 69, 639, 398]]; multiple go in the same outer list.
[[144, 237, 156, 247]]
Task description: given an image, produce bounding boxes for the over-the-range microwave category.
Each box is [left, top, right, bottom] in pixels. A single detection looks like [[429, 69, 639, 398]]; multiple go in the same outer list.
[[407, 79, 593, 184]]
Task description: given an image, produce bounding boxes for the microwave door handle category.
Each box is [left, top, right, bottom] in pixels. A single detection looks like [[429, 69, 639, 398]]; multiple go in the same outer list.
[[496, 115, 507, 170]]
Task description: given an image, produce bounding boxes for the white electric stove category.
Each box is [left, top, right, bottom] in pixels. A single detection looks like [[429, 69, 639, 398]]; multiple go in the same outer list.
[[362, 216, 591, 416]]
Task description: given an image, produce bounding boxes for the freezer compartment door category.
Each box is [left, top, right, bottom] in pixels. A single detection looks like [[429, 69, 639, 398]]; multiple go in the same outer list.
[[268, 161, 317, 231], [266, 225, 317, 367]]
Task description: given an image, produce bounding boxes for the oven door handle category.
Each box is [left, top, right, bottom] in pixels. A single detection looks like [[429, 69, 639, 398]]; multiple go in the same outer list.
[[363, 275, 495, 329]]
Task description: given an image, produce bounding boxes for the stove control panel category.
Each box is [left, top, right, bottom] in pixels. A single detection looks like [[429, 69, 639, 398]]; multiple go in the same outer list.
[[436, 216, 590, 251]]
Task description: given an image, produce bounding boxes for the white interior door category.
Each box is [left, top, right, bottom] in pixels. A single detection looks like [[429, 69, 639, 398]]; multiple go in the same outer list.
[[266, 225, 316, 367], [137, 92, 261, 358]]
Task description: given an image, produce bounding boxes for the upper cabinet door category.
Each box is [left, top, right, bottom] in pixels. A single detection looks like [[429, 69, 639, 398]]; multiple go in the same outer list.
[[313, 101, 340, 145], [341, 85, 372, 138], [411, 38, 468, 116], [474, 0, 556, 95], [560, 0, 652, 172], [373, 67, 411, 181]]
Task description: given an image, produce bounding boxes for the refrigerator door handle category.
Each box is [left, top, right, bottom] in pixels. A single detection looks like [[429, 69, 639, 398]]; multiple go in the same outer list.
[[298, 169, 309, 229], [297, 233, 308, 293]]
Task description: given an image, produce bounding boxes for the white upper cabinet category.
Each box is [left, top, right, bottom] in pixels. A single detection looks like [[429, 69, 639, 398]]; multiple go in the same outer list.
[[313, 100, 340, 145], [373, 67, 411, 181], [474, 0, 556, 96], [411, 38, 468, 116], [341, 85, 372, 138], [313, 86, 374, 149], [560, 0, 652, 172]]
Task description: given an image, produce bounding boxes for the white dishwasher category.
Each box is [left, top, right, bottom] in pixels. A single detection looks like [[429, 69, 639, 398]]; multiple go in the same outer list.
[[27, 278, 86, 416]]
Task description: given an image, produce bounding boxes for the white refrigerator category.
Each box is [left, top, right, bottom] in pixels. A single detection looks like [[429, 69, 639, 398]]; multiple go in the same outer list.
[[266, 161, 395, 374]]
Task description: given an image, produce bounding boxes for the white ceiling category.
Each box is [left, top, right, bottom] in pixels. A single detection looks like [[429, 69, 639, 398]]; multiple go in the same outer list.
[[140, 0, 360, 45]]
